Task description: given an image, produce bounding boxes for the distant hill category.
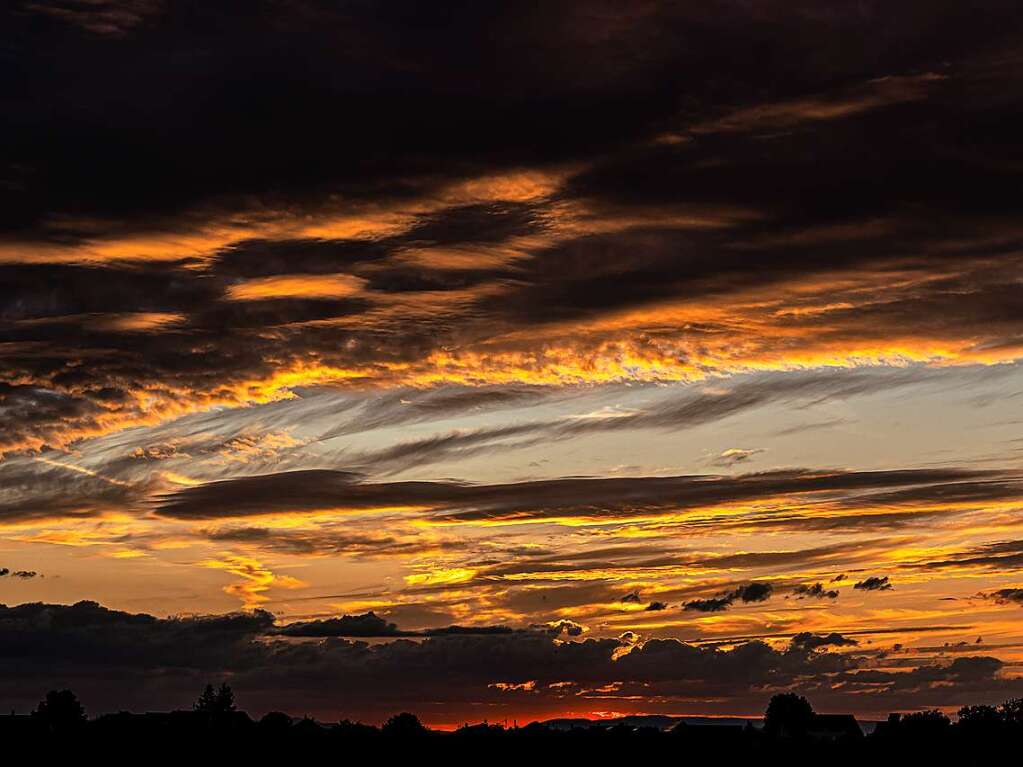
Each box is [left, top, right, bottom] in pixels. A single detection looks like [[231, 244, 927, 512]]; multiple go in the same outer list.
[[540, 715, 759, 731], [541, 714, 881, 734]]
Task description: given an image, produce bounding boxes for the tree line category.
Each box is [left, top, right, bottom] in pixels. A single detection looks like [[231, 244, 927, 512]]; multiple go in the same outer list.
[[4, 686, 1019, 765]]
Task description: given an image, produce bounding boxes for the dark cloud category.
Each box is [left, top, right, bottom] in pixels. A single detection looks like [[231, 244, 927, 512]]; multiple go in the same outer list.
[[0, 569, 38, 578], [422, 625, 515, 637], [1, 599, 1018, 721], [620, 592, 642, 604], [0, 599, 273, 671], [5, 1, 1023, 722], [154, 466, 1004, 523], [684, 582, 773, 612], [275, 611, 516, 639], [21, 0, 164, 37], [683, 597, 734, 613], [1, 2, 1023, 458], [854, 576, 893, 591], [987, 588, 1023, 606], [0, 455, 143, 524], [914, 540, 1023, 573], [276, 612, 405, 639], [645, 601, 668, 612], [7, 0, 1014, 231], [203, 525, 443, 559], [535, 620, 587, 638], [790, 632, 859, 651], [794, 583, 839, 600], [734, 583, 774, 603]]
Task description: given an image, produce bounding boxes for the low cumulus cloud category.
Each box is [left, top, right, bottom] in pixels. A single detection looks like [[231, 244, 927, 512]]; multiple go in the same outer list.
[[684, 582, 774, 612], [0, 568, 38, 578], [986, 588, 1023, 606], [854, 576, 893, 591], [790, 632, 859, 651], [793, 583, 839, 600]]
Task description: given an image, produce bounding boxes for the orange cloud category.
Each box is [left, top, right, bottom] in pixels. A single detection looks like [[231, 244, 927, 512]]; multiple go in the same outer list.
[[225, 274, 366, 301]]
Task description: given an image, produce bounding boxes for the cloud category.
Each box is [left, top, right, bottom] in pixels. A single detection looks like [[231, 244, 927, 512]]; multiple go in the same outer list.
[[23, 0, 164, 37], [683, 597, 734, 613], [204, 525, 444, 559], [913, 540, 1023, 573], [153, 465, 1005, 524], [709, 448, 765, 468], [986, 588, 1023, 606], [772, 418, 852, 437], [853, 576, 893, 591], [645, 601, 668, 612], [1, 1, 1023, 463], [1, 598, 1018, 722], [422, 625, 516, 637], [790, 632, 859, 651], [0, 569, 39, 578], [684, 582, 774, 612], [687, 74, 942, 135], [276, 612, 405, 638], [536, 620, 587, 638], [793, 583, 839, 600], [275, 611, 517, 639], [734, 583, 774, 603], [225, 274, 366, 302], [6, 0, 1023, 723]]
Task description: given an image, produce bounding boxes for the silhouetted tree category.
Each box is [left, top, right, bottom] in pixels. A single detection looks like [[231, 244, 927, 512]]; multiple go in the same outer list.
[[335, 719, 380, 738], [194, 683, 236, 713], [382, 712, 427, 737], [901, 709, 951, 735], [32, 689, 86, 732], [764, 693, 814, 738], [1000, 697, 1023, 725], [957, 704, 1001, 729]]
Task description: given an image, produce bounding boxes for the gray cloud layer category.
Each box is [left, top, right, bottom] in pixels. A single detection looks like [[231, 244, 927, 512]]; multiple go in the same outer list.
[[1, 599, 1016, 721]]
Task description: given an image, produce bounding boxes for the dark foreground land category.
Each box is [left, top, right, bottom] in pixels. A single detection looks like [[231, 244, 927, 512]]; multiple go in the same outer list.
[[3, 689, 1020, 765]]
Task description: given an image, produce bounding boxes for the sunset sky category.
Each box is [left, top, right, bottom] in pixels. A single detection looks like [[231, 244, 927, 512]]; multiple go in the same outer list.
[[3, 1, 1023, 726]]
